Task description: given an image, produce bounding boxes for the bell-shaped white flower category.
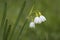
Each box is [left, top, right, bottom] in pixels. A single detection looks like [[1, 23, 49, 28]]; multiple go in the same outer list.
[[39, 15, 46, 22], [34, 17, 42, 24], [29, 22, 35, 28]]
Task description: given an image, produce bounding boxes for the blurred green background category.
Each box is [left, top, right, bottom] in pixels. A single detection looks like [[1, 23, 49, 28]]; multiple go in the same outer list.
[[0, 0, 60, 40]]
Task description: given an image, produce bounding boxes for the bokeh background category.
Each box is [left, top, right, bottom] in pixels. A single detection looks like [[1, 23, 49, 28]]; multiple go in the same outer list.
[[0, 0, 60, 40]]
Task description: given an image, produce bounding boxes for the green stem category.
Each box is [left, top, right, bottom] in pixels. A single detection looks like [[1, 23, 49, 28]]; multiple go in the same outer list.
[[39, 12, 42, 16], [35, 12, 38, 17], [28, 5, 34, 16]]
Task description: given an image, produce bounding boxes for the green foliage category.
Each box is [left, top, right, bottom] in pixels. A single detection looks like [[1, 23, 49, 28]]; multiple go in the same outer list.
[[0, 0, 60, 40]]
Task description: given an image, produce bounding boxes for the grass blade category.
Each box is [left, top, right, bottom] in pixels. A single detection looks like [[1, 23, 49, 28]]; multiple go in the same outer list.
[[9, 1, 26, 40], [17, 4, 34, 40], [3, 19, 8, 40], [17, 19, 28, 40], [0, 2, 7, 28], [5, 25, 11, 40]]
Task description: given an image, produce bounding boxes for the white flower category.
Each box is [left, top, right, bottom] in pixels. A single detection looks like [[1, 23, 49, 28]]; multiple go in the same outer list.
[[34, 17, 42, 24], [29, 22, 35, 28], [39, 15, 46, 22]]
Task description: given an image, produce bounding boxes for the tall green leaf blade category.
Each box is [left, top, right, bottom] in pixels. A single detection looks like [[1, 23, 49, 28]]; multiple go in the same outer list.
[[5, 25, 11, 40], [0, 2, 7, 28], [3, 19, 8, 40], [9, 1, 26, 40], [0, 2, 7, 40], [17, 19, 28, 40]]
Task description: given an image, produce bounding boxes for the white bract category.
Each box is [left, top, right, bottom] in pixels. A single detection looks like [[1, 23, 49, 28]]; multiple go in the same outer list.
[[34, 17, 42, 24], [39, 15, 46, 22], [29, 22, 35, 28]]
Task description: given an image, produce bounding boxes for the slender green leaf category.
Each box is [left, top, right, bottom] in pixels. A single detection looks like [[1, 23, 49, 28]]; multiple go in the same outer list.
[[17, 19, 28, 40], [0, 2, 7, 28], [5, 25, 11, 40], [3, 19, 8, 40], [9, 1, 26, 40]]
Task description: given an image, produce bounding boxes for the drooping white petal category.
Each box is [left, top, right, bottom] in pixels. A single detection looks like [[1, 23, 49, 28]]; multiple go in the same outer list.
[[40, 15, 46, 22], [34, 17, 42, 24], [39, 18, 42, 23], [29, 22, 35, 28]]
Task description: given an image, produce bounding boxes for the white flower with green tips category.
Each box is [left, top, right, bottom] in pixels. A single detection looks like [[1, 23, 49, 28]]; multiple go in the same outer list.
[[39, 15, 46, 22], [39, 12, 46, 22], [34, 17, 42, 24], [29, 22, 35, 28]]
